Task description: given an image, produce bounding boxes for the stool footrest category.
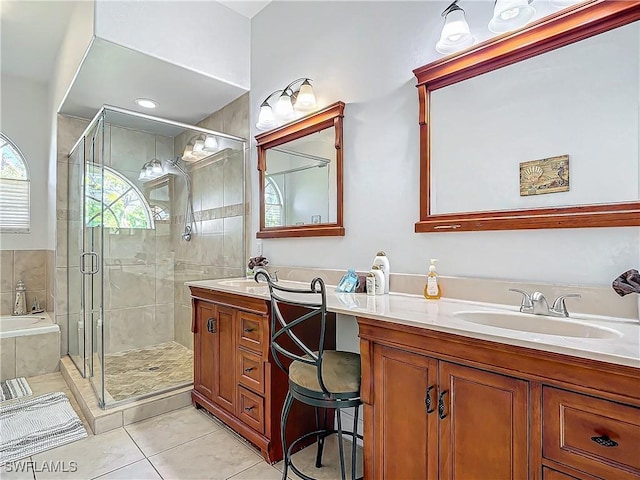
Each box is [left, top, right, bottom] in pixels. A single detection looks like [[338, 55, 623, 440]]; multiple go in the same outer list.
[[285, 428, 363, 480]]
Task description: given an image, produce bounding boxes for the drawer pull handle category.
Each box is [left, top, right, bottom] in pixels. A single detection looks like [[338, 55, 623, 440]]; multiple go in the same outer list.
[[425, 385, 435, 414], [244, 327, 255, 333], [244, 406, 255, 412], [244, 367, 255, 373], [438, 390, 448, 419], [591, 435, 618, 447]]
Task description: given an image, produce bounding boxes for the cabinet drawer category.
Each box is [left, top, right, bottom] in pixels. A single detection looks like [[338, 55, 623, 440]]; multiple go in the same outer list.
[[543, 387, 640, 479], [237, 386, 265, 435], [237, 348, 265, 395], [237, 312, 267, 355]]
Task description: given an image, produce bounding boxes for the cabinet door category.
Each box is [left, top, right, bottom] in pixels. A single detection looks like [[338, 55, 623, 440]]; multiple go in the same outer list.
[[212, 305, 236, 414], [439, 362, 529, 480], [193, 301, 216, 399], [372, 345, 438, 480]]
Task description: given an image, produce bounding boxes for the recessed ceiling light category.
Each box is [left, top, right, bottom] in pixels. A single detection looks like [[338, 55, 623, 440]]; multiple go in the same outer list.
[[135, 98, 158, 109]]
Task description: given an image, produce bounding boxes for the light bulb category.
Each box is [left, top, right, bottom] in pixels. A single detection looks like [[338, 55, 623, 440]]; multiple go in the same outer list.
[[151, 160, 163, 176], [256, 104, 278, 130], [294, 80, 317, 112], [193, 139, 205, 152], [204, 135, 218, 151], [275, 93, 295, 121], [489, 0, 535, 33], [436, 7, 475, 55]]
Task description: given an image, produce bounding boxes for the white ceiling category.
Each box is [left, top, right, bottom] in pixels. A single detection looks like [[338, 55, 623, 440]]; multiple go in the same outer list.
[[59, 38, 248, 126], [0, 0, 75, 83], [218, 0, 270, 18]]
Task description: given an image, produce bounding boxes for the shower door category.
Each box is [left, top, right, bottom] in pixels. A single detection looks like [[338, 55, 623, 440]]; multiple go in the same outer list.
[[83, 115, 106, 405], [67, 113, 106, 405]]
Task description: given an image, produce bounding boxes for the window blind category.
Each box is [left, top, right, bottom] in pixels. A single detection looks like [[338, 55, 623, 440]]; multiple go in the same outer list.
[[0, 178, 30, 232]]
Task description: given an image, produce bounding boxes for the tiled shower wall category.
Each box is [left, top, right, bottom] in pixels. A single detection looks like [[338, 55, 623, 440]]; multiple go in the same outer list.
[[0, 250, 54, 315], [173, 93, 250, 349]]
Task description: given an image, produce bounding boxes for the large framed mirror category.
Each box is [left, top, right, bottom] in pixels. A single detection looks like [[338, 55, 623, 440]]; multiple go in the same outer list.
[[414, 0, 640, 233], [256, 101, 345, 238]]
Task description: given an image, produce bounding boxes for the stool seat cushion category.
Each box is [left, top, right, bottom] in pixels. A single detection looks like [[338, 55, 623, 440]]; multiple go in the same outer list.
[[289, 351, 361, 394]]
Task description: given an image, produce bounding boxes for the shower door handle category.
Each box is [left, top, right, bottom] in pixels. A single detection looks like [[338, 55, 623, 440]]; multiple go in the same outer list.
[[80, 252, 99, 275]]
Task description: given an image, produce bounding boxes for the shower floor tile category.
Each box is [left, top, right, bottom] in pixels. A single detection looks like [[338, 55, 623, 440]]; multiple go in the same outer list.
[[103, 342, 193, 402]]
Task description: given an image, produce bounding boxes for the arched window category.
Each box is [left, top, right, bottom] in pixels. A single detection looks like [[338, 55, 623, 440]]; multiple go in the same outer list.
[[85, 164, 155, 230], [264, 177, 283, 227], [0, 133, 30, 232]]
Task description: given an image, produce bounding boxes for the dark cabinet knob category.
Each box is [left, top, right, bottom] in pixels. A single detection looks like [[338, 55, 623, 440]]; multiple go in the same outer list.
[[244, 405, 255, 412], [425, 385, 435, 414], [591, 435, 618, 447], [207, 318, 217, 333], [244, 367, 255, 373], [243, 327, 255, 333], [438, 390, 448, 419]]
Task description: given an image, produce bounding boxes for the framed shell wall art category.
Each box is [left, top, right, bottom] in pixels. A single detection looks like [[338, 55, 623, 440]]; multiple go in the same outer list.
[[519, 155, 569, 196]]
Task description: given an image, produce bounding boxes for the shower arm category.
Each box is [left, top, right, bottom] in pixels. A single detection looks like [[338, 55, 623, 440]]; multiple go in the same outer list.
[[169, 157, 195, 241]]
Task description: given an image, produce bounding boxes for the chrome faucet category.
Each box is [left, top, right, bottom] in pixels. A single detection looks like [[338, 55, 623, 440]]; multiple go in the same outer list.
[[509, 289, 581, 317], [253, 267, 278, 283]]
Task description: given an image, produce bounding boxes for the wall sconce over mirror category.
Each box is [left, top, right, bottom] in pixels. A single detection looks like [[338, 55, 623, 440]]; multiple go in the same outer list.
[[434, 0, 585, 55], [256, 102, 345, 238], [415, 0, 640, 233], [256, 78, 318, 131]]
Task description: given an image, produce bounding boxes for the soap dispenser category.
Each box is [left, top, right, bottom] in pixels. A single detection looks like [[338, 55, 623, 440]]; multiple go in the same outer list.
[[13, 280, 27, 315], [424, 259, 441, 300]]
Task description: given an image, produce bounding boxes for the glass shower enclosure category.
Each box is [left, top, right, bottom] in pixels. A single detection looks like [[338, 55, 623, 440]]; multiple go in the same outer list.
[[66, 106, 246, 408]]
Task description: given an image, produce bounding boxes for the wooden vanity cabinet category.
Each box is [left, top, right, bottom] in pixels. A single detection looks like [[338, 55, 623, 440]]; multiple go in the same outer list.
[[358, 317, 640, 480], [371, 344, 528, 480], [190, 286, 335, 463]]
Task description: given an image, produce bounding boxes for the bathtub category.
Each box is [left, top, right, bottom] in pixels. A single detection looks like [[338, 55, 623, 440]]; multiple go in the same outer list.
[[0, 313, 59, 339], [0, 313, 60, 381]]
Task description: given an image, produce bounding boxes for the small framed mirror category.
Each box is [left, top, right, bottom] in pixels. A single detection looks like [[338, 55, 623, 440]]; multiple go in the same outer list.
[[256, 102, 345, 238]]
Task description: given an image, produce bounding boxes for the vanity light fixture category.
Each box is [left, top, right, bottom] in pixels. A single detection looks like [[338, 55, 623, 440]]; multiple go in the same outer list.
[[436, 1, 476, 55], [255, 78, 318, 131], [135, 98, 158, 109], [488, 0, 536, 33], [138, 159, 164, 181], [181, 134, 219, 162]]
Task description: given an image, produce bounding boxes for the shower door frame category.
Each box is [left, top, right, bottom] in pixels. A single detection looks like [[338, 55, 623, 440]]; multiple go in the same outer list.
[[66, 105, 248, 409]]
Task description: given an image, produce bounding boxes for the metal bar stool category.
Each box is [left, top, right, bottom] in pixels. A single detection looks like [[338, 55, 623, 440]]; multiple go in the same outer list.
[[256, 273, 362, 480]]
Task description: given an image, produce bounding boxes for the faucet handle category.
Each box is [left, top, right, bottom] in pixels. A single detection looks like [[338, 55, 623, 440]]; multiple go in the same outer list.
[[551, 294, 581, 317], [509, 288, 533, 311]]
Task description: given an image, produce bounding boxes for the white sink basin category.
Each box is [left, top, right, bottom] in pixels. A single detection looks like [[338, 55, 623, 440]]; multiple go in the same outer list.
[[453, 311, 622, 339]]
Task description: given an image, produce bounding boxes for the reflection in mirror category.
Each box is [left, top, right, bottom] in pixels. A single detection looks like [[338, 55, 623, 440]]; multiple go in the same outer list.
[[144, 176, 173, 222], [430, 21, 638, 215], [256, 101, 345, 238], [264, 129, 336, 228], [414, 1, 640, 233]]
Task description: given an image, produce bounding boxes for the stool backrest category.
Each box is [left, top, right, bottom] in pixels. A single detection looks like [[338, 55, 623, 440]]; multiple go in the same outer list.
[[256, 273, 331, 396]]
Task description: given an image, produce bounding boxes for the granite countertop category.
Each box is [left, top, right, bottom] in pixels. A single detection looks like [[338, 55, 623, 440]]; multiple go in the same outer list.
[[186, 277, 640, 368]]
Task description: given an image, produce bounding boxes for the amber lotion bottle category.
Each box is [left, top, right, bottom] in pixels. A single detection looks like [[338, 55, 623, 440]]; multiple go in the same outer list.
[[424, 259, 441, 300]]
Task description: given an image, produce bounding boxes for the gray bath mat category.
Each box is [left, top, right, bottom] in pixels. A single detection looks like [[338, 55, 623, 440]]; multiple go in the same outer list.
[[0, 392, 87, 466], [0, 377, 32, 402]]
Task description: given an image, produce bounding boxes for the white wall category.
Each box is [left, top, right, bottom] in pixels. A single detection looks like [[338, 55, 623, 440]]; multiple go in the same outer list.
[[251, 1, 640, 287], [0, 74, 51, 250], [94, 0, 250, 89], [48, 0, 95, 250]]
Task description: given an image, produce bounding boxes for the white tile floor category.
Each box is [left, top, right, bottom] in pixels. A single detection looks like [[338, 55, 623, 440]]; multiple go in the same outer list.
[[1, 373, 361, 480]]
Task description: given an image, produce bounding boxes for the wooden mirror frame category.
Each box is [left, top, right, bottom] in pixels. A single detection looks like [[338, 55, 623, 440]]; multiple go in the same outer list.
[[414, 0, 640, 233], [256, 101, 345, 239]]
